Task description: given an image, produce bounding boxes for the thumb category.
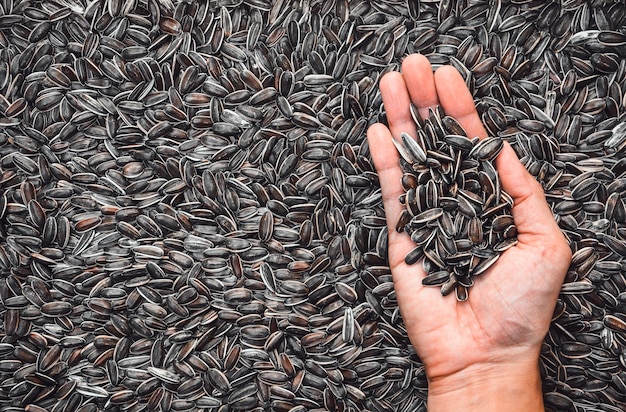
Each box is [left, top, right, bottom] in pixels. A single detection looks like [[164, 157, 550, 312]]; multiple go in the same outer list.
[[495, 143, 562, 243]]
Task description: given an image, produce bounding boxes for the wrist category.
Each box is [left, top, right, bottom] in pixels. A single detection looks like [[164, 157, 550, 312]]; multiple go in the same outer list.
[[427, 356, 543, 412]]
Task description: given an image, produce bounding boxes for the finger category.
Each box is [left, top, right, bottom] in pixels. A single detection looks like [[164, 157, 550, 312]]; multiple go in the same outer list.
[[401, 54, 439, 121], [366, 123, 418, 269], [480, 144, 571, 314], [380, 72, 418, 139], [495, 143, 564, 242], [434, 66, 488, 139]]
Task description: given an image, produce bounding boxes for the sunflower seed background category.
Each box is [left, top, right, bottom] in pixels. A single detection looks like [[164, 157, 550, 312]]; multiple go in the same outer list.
[[0, 0, 625, 411]]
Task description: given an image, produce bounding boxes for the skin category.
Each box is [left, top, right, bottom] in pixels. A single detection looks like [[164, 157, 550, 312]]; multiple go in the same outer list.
[[367, 54, 572, 411]]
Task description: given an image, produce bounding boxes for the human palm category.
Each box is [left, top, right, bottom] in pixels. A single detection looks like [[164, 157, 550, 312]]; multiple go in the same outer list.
[[367, 55, 572, 386]]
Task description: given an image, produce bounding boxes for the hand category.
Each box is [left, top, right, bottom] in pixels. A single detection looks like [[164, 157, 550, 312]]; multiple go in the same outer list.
[[367, 54, 572, 411]]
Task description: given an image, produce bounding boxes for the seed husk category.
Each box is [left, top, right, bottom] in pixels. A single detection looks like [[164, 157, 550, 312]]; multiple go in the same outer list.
[[397, 108, 516, 300]]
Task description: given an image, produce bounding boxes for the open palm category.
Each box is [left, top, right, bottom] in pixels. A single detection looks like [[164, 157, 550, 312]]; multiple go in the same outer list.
[[367, 55, 572, 386]]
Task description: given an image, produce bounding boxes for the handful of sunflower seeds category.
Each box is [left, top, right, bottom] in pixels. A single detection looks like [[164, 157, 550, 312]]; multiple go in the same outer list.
[[395, 107, 518, 301]]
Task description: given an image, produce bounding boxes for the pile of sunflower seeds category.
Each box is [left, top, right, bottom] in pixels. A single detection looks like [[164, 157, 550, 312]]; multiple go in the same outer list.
[[0, 0, 625, 411], [395, 108, 516, 302]]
